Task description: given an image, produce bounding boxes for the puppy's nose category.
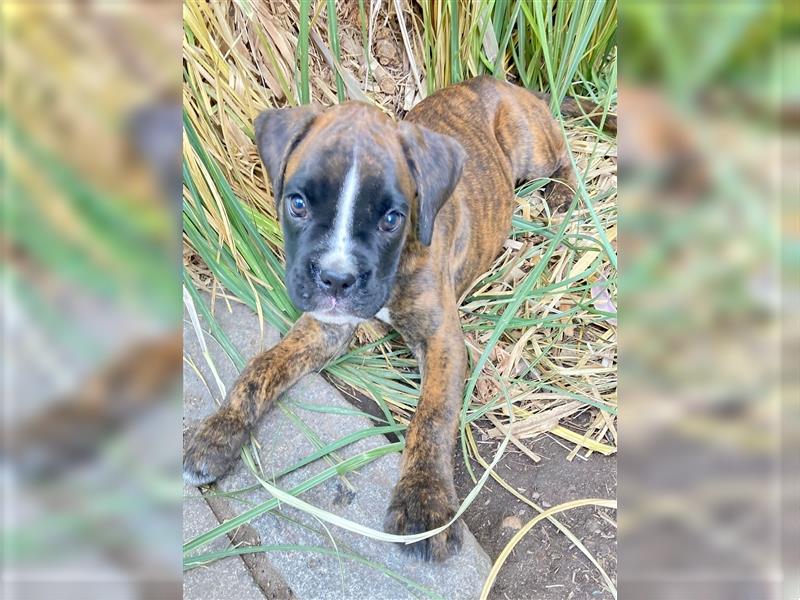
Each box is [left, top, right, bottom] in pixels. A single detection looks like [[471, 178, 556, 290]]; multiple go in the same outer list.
[[319, 268, 357, 295]]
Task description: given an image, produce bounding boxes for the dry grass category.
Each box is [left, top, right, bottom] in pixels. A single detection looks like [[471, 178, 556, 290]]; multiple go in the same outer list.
[[184, 0, 617, 452]]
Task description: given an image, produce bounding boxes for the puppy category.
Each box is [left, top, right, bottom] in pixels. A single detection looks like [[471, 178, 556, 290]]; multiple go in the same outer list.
[[184, 76, 612, 560]]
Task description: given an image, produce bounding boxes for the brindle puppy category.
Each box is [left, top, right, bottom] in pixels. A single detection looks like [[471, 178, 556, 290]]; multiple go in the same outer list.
[[183, 76, 613, 561]]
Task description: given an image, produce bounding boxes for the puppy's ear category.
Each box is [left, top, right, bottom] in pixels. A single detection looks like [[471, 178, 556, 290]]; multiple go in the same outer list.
[[398, 121, 466, 246], [254, 106, 320, 202]]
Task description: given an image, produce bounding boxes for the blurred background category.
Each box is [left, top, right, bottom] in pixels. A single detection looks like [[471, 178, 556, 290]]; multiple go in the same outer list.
[[618, 1, 796, 599], [2, 1, 182, 599]]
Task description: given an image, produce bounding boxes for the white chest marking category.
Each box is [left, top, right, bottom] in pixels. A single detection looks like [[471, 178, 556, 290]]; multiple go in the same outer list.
[[310, 311, 364, 327], [375, 307, 392, 325], [321, 155, 359, 271]]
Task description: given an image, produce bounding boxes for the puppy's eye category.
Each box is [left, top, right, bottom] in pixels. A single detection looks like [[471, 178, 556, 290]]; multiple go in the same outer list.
[[286, 194, 308, 218], [379, 210, 404, 232]]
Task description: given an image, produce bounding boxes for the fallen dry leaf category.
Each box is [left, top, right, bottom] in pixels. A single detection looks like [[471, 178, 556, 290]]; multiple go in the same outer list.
[[501, 515, 524, 530]]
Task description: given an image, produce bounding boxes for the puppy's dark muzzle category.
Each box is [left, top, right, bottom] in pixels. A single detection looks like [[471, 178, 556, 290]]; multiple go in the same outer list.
[[318, 268, 356, 296], [309, 260, 371, 300]]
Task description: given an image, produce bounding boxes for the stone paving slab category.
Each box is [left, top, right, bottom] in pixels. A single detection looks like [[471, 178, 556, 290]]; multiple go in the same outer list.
[[183, 482, 269, 600], [183, 294, 491, 600]]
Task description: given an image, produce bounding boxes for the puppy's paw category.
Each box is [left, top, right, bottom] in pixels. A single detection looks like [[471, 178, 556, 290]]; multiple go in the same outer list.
[[183, 409, 248, 486], [544, 182, 575, 212], [384, 474, 463, 562]]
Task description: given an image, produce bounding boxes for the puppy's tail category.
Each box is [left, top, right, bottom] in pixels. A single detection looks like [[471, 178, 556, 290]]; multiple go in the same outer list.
[[532, 91, 617, 133]]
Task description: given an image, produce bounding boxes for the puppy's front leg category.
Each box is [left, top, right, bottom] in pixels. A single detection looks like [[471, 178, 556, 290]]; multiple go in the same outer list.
[[384, 312, 467, 561], [183, 314, 354, 485]]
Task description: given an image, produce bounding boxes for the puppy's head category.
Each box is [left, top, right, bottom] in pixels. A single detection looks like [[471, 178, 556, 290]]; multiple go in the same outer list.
[[254, 102, 465, 324]]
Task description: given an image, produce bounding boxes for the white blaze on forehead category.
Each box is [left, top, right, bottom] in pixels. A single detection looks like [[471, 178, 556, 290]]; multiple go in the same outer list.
[[320, 152, 360, 271]]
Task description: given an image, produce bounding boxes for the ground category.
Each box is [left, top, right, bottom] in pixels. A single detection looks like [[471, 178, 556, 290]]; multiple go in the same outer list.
[[341, 384, 617, 600], [455, 433, 616, 600]]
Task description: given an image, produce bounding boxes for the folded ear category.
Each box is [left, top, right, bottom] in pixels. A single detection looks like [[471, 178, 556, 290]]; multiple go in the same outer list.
[[398, 121, 466, 246], [254, 106, 320, 203]]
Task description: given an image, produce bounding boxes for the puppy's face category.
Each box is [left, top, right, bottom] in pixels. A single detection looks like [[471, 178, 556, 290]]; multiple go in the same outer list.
[[282, 125, 411, 323], [255, 102, 465, 324]]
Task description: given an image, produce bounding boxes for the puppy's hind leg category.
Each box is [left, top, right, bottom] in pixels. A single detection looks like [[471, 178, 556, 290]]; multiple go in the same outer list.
[[544, 157, 578, 213]]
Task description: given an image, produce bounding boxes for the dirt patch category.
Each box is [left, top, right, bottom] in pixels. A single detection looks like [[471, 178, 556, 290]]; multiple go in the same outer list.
[[337, 382, 617, 599], [454, 431, 616, 600]]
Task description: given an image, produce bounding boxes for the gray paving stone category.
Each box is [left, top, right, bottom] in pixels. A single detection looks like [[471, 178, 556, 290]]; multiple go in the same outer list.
[[184, 483, 267, 599], [183, 294, 491, 600]]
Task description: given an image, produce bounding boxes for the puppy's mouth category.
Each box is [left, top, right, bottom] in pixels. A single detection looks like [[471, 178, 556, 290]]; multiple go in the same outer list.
[[315, 296, 341, 313], [308, 296, 360, 322]]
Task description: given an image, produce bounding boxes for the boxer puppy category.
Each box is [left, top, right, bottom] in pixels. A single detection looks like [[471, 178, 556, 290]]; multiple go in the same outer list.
[[184, 76, 613, 561]]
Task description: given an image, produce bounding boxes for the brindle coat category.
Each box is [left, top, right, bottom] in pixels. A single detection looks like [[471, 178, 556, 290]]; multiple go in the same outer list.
[[183, 76, 612, 561]]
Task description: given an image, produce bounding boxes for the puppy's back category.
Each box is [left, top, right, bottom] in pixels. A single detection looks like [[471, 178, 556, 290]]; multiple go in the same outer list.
[[407, 76, 568, 185]]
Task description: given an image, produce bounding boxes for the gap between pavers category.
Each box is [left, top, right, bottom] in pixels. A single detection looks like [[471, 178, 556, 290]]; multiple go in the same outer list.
[[183, 293, 491, 600], [184, 481, 284, 600]]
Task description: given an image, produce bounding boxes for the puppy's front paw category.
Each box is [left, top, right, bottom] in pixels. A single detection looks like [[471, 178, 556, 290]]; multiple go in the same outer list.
[[384, 473, 463, 562], [183, 409, 248, 485]]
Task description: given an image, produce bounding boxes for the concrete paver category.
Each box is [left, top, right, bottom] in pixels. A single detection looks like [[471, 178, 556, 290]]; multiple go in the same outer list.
[[183, 294, 491, 599]]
